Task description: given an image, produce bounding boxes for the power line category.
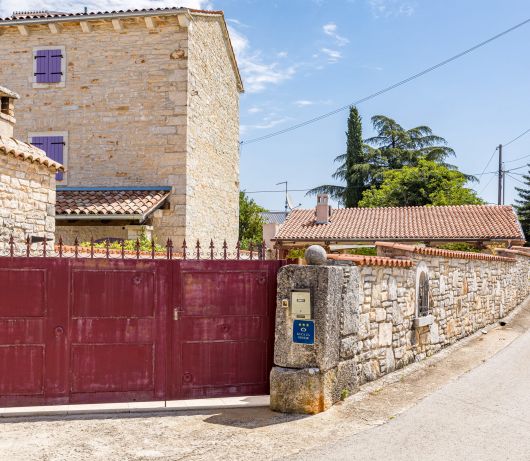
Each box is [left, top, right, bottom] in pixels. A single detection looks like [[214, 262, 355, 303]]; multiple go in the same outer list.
[[506, 173, 526, 185], [503, 128, 530, 148], [478, 147, 498, 180], [479, 173, 496, 194], [504, 153, 530, 164], [240, 17, 530, 146]]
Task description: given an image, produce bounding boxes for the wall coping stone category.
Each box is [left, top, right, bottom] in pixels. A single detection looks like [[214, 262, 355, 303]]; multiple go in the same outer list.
[[0, 135, 64, 172], [376, 241, 516, 263], [327, 253, 414, 268]]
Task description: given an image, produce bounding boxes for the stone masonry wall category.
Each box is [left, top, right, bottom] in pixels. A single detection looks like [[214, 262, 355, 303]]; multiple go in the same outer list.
[[271, 250, 530, 414], [0, 154, 56, 251], [185, 16, 240, 246]]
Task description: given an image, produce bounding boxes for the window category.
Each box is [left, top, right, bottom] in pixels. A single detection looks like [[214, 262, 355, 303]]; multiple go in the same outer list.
[[30, 133, 67, 182], [413, 262, 434, 327], [418, 272, 429, 317], [32, 47, 66, 87], [1, 97, 9, 115]]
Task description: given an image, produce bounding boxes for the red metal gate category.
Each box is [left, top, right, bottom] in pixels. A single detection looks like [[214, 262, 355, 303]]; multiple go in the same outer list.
[[0, 257, 283, 407]]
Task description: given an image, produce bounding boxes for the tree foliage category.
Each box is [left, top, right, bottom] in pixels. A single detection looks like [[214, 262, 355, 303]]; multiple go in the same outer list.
[[307, 106, 368, 207], [358, 159, 484, 208], [308, 112, 475, 208], [514, 163, 530, 243], [239, 192, 266, 246]]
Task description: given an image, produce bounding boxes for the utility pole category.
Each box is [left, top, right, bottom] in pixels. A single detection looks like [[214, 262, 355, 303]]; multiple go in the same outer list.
[[502, 162, 506, 205], [498, 144, 503, 205], [276, 181, 288, 213]]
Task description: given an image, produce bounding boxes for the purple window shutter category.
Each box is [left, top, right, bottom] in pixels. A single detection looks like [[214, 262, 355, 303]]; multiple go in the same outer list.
[[31, 136, 64, 181], [34, 49, 62, 83], [35, 50, 48, 83], [49, 49, 63, 83]]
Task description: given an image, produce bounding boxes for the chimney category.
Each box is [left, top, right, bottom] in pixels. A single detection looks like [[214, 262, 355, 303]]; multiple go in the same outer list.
[[315, 194, 331, 224], [0, 86, 19, 138]]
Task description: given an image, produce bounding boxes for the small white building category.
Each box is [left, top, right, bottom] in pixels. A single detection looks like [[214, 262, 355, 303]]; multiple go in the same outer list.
[[0, 85, 64, 251]]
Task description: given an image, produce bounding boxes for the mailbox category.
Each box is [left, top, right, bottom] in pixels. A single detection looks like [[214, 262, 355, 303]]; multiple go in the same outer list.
[[291, 289, 312, 320]]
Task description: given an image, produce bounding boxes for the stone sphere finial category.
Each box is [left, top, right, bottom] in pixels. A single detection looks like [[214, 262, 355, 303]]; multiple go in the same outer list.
[[304, 245, 327, 265]]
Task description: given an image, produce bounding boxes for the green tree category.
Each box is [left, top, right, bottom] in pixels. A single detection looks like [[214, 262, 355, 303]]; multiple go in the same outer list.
[[239, 192, 266, 246], [358, 159, 484, 208], [307, 106, 369, 206], [514, 163, 530, 243]]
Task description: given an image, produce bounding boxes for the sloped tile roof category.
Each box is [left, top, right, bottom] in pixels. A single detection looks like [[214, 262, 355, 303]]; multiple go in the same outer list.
[[0, 135, 64, 171], [274, 205, 525, 242], [261, 211, 288, 225], [56, 188, 170, 217]]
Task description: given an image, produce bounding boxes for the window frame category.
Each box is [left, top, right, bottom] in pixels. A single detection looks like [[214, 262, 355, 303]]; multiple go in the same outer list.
[[413, 261, 434, 327], [32, 46, 66, 88], [29, 131, 68, 184]]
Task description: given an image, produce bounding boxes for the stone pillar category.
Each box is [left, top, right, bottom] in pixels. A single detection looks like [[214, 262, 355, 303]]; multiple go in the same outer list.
[[270, 264, 344, 414]]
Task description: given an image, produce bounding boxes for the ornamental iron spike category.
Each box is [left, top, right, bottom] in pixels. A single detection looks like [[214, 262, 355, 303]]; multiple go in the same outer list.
[[90, 237, 94, 258], [210, 239, 214, 260], [236, 240, 241, 260], [182, 239, 187, 260], [26, 236, 31, 257], [249, 241, 254, 260], [223, 240, 228, 260], [9, 235, 14, 257], [42, 238, 47, 258], [121, 239, 125, 259], [58, 236, 63, 258], [105, 238, 110, 259], [196, 239, 201, 260], [74, 236, 79, 258], [151, 238, 155, 259]]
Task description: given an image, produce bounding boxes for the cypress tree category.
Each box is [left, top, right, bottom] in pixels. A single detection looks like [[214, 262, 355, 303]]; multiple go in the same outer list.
[[514, 163, 530, 243], [344, 106, 365, 207]]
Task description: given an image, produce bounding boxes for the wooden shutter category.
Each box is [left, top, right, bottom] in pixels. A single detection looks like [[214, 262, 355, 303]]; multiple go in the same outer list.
[[34, 49, 63, 84], [31, 136, 64, 181], [34, 50, 48, 83], [48, 50, 63, 83]]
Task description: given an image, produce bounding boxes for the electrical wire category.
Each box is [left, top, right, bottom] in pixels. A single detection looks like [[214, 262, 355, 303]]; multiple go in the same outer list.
[[478, 148, 498, 180], [240, 17, 530, 146], [504, 153, 530, 164], [506, 173, 526, 185], [503, 128, 530, 148]]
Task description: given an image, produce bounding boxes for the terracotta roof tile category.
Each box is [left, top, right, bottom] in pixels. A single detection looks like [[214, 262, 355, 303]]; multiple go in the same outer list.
[[56, 189, 170, 217], [0, 135, 64, 172], [275, 205, 525, 243]]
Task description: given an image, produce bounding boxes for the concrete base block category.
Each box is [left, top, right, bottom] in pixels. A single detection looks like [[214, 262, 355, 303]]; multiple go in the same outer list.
[[270, 366, 337, 414]]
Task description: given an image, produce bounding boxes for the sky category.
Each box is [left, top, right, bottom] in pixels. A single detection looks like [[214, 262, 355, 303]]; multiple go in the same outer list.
[[1, 0, 529, 212]]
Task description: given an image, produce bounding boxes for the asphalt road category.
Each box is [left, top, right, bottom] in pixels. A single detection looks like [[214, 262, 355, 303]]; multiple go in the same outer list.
[[296, 322, 530, 461]]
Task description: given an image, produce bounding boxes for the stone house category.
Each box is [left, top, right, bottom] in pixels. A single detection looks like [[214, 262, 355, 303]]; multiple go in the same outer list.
[[0, 7, 243, 245], [272, 194, 526, 255], [0, 85, 63, 251]]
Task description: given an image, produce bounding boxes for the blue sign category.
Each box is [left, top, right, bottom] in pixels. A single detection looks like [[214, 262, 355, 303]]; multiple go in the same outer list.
[[293, 320, 315, 345]]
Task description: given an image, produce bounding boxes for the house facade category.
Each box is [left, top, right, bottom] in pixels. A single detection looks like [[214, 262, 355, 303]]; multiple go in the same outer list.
[[0, 7, 243, 245], [0, 85, 63, 251]]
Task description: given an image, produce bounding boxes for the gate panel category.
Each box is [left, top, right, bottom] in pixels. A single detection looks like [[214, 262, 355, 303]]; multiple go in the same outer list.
[[170, 261, 282, 399], [0, 259, 69, 407], [68, 259, 170, 404]]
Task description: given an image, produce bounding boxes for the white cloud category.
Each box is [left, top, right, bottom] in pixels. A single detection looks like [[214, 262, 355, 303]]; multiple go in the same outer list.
[[277, 51, 289, 58], [0, 0, 209, 17], [229, 26, 296, 93], [249, 117, 291, 130], [322, 22, 349, 46], [321, 47, 342, 63], [248, 106, 262, 114], [367, 0, 415, 18], [294, 100, 314, 107]]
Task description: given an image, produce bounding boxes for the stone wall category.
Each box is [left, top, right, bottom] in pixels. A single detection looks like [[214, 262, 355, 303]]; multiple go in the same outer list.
[[185, 16, 240, 246], [270, 246, 530, 414], [0, 13, 240, 245], [0, 153, 56, 251]]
